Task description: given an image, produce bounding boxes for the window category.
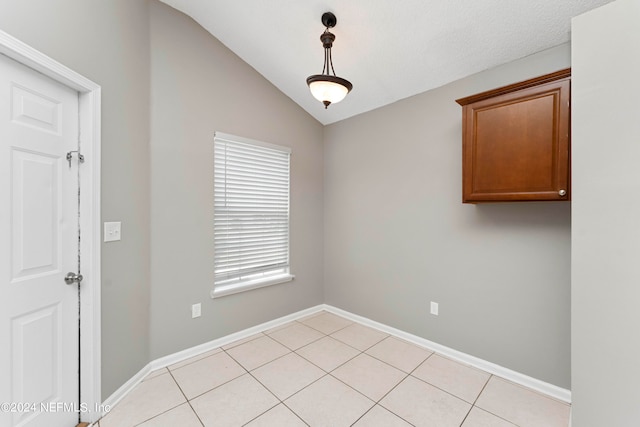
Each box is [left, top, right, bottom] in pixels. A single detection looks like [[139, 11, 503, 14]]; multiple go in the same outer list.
[[212, 132, 293, 298]]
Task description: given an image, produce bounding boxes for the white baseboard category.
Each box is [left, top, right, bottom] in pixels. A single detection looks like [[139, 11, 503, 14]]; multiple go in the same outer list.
[[101, 303, 570, 417], [149, 305, 324, 370], [101, 362, 152, 416], [101, 305, 325, 415], [569, 407, 572, 426], [322, 304, 571, 403]]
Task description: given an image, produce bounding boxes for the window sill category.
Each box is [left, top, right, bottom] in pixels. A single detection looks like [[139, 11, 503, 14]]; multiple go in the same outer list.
[[210, 274, 295, 299]]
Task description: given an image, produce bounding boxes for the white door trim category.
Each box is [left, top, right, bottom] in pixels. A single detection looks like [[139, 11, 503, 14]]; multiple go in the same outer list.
[[0, 30, 102, 423]]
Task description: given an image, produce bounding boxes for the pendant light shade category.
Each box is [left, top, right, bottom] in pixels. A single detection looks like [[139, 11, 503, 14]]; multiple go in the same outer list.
[[307, 12, 353, 109], [307, 75, 352, 106]]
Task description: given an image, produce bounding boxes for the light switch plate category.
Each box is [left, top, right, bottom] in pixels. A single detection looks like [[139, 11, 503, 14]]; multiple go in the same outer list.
[[104, 222, 121, 242]]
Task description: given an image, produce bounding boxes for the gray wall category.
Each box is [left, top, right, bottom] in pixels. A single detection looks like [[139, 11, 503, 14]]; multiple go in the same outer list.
[[0, 0, 152, 397], [0, 0, 324, 399], [572, 0, 640, 424], [0, 0, 578, 400], [324, 44, 572, 388], [148, 2, 325, 359]]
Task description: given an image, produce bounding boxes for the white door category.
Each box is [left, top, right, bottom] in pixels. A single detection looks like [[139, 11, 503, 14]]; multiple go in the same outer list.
[[0, 53, 80, 427]]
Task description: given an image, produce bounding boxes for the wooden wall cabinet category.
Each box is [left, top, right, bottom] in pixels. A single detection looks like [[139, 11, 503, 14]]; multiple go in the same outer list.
[[456, 69, 571, 203]]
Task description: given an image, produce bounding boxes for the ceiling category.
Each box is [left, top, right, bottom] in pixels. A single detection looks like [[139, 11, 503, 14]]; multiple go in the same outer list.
[[158, 0, 614, 125]]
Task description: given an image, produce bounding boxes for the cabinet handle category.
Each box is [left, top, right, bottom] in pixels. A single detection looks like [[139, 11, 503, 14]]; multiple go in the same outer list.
[[558, 189, 567, 197]]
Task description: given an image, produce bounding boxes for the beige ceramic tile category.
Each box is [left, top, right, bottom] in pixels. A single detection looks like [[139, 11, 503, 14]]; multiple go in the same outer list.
[[462, 407, 517, 427], [244, 404, 307, 427], [380, 376, 471, 427], [99, 373, 186, 427], [285, 375, 374, 427], [221, 332, 265, 350], [353, 405, 413, 427], [474, 377, 570, 427], [296, 336, 360, 372], [295, 310, 325, 323], [299, 311, 353, 334], [252, 352, 325, 400], [366, 336, 433, 373], [266, 322, 325, 350], [330, 323, 388, 351], [191, 374, 279, 427], [225, 335, 291, 371], [171, 351, 246, 399], [264, 320, 297, 334], [412, 354, 491, 403], [143, 367, 168, 382], [332, 353, 406, 401], [137, 402, 203, 427], [168, 348, 222, 371]]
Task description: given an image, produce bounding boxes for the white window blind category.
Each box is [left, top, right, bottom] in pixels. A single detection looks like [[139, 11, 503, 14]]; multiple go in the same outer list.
[[213, 132, 292, 297]]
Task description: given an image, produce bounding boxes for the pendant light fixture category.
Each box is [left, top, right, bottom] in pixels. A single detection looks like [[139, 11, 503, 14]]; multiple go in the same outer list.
[[306, 12, 353, 109]]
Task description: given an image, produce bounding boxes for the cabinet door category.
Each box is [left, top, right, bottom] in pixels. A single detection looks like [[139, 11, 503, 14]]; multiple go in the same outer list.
[[461, 77, 570, 203]]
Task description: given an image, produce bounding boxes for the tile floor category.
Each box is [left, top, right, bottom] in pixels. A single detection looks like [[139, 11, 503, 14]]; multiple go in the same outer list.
[[96, 311, 570, 427]]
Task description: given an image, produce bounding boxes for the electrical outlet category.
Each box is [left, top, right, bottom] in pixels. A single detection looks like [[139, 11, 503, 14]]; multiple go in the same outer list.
[[430, 301, 439, 316], [191, 303, 201, 318], [104, 221, 121, 242]]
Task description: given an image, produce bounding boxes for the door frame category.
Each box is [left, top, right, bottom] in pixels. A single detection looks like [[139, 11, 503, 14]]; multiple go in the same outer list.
[[0, 30, 102, 422]]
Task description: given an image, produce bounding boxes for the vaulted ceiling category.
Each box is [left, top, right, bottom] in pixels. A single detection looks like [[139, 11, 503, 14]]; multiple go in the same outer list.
[[159, 0, 614, 125]]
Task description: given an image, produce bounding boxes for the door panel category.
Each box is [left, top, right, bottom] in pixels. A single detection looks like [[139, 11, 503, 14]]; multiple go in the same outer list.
[[11, 150, 60, 280], [11, 304, 61, 427], [0, 53, 79, 427], [11, 84, 61, 135]]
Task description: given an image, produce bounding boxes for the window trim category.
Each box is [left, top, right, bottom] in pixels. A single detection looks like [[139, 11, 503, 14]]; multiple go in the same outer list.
[[211, 132, 293, 299], [211, 272, 295, 299]]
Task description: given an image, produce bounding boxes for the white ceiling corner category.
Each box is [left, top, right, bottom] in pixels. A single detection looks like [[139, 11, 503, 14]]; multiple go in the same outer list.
[[158, 0, 615, 125]]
